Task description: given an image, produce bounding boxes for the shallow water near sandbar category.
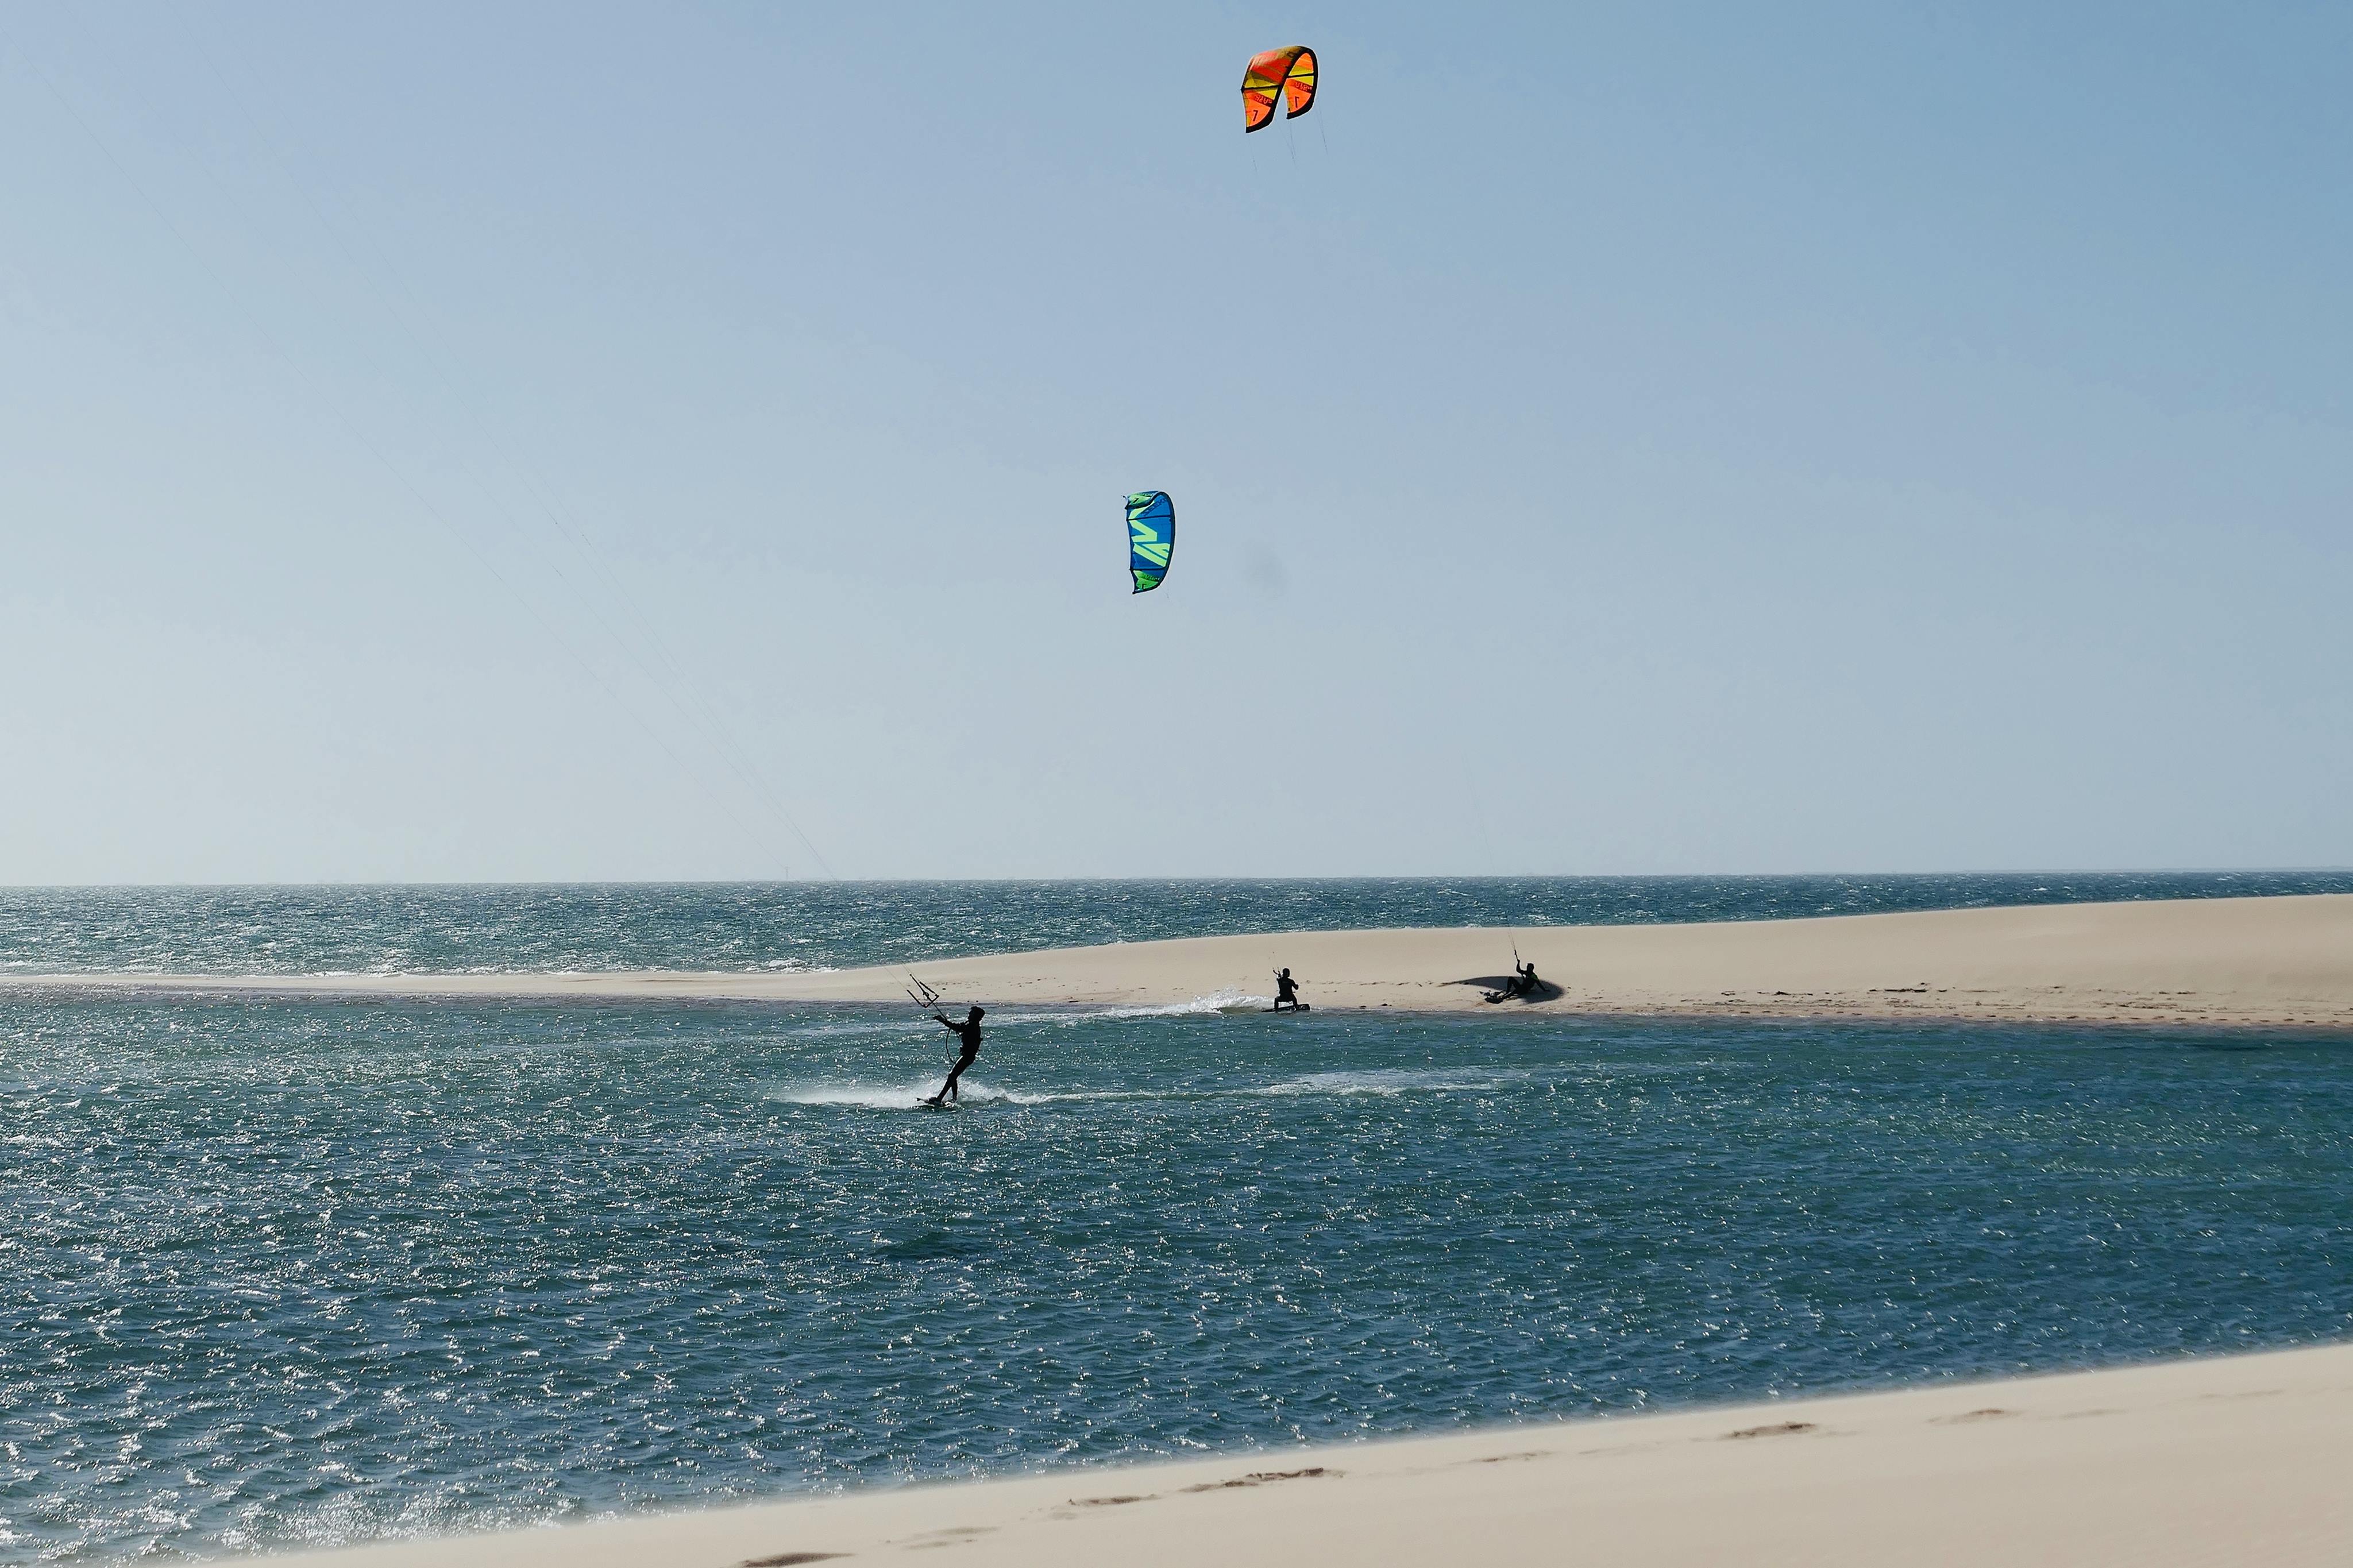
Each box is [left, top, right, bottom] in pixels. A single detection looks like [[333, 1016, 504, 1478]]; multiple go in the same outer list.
[[5, 983, 2351, 1562]]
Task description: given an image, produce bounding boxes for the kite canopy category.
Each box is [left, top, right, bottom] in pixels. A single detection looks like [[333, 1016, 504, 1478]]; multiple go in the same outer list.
[[1125, 492, 1175, 594], [1241, 45, 1317, 132]]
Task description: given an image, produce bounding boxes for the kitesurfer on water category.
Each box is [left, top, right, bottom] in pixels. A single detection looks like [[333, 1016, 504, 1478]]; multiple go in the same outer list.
[[925, 1006, 985, 1104], [1272, 967, 1305, 1012]]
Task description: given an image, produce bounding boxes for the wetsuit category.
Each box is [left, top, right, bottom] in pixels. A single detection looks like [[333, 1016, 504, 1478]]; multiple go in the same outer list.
[[929, 1013, 982, 1103], [1484, 963, 1540, 1004]]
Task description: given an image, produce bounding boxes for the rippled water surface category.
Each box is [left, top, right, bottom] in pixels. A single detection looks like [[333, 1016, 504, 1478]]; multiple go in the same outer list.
[[6, 980, 2351, 1562], [5, 872, 2351, 975]]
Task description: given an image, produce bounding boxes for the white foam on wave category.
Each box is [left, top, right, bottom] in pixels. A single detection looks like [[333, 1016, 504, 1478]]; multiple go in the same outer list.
[[1251, 1067, 1533, 1098], [916, 994, 1267, 1029], [772, 1079, 1017, 1110], [1005, 1074, 1526, 1106], [1003, 1069, 1533, 1107], [990, 1086, 1163, 1106], [1090, 989, 1271, 1019], [773, 1068, 1532, 1111]]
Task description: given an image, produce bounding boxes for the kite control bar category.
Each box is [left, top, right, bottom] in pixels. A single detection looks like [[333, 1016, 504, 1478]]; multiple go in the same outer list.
[[906, 975, 961, 1065]]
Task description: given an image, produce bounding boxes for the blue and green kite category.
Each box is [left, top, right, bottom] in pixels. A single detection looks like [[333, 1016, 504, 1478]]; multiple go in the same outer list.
[[1125, 491, 1175, 594]]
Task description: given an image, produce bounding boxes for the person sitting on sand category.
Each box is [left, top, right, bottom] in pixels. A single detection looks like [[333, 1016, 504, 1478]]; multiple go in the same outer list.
[[1272, 967, 1305, 1012], [1484, 960, 1540, 1004], [925, 1006, 985, 1104]]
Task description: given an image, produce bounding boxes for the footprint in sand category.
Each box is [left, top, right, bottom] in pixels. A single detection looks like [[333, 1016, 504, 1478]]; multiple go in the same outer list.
[[1179, 1467, 1340, 1492], [889, 1525, 996, 1551]]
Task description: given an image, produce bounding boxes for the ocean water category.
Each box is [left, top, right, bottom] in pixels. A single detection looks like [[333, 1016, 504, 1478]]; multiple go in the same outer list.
[[3, 871, 2350, 976], [5, 880, 2353, 1562]]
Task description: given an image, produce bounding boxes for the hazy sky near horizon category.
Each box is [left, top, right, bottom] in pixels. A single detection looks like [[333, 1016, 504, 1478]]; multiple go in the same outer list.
[[3, 2, 2348, 882]]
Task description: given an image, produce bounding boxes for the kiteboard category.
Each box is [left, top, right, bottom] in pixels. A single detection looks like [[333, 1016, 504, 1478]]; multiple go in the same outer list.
[[1266, 1004, 1312, 1014]]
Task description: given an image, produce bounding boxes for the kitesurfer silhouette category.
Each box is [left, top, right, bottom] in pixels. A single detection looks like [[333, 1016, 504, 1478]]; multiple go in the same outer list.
[[925, 1006, 985, 1104], [1484, 960, 1540, 1003], [1272, 967, 1305, 1012]]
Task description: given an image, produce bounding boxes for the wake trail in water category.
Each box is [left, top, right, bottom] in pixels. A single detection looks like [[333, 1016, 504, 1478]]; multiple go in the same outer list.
[[771, 1080, 1032, 1110], [1088, 989, 1271, 1018], [770, 1067, 1540, 1111], [940, 992, 1274, 1029]]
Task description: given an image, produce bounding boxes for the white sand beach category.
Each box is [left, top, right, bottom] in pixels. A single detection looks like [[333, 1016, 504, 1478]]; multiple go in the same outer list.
[[17, 894, 2353, 1029], [263, 1339, 2353, 1567]]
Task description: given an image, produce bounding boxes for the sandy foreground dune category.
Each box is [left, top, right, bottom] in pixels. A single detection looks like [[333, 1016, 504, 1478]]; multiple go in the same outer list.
[[13, 894, 2353, 1029], [267, 1341, 2353, 1568]]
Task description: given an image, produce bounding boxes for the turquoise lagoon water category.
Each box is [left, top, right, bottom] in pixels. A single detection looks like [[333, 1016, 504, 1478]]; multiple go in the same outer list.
[[3, 878, 2351, 1562]]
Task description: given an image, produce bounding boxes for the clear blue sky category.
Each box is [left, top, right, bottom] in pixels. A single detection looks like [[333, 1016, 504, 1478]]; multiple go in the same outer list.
[[2, 2, 2347, 882]]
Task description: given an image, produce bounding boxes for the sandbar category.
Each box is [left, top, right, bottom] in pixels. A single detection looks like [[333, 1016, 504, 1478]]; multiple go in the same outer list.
[[11, 894, 2353, 1029]]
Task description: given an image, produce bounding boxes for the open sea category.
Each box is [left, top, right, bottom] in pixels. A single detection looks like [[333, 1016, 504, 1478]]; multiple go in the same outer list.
[[5, 875, 2352, 1563]]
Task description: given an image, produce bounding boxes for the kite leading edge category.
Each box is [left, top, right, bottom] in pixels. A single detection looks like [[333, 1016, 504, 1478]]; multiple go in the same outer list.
[[1126, 492, 1175, 594], [1241, 45, 1317, 133]]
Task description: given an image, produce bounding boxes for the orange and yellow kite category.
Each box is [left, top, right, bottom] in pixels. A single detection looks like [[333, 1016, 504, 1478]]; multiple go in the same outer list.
[[1241, 45, 1317, 133]]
